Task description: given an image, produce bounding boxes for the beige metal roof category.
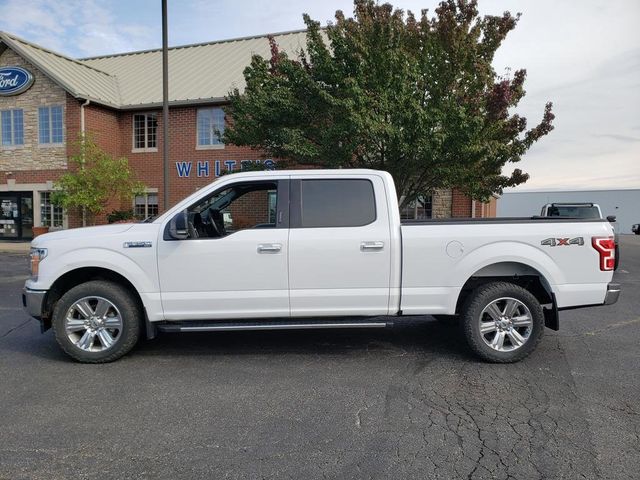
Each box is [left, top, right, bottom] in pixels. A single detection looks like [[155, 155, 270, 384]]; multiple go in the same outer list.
[[83, 30, 310, 108], [0, 30, 311, 109], [0, 31, 121, 107]]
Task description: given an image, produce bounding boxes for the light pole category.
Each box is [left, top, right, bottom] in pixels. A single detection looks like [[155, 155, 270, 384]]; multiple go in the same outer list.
[[162, 0, 170, 211]]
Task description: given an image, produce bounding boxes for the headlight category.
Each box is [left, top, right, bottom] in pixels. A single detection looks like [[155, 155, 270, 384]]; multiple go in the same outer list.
[[29, 247, 48, 280]]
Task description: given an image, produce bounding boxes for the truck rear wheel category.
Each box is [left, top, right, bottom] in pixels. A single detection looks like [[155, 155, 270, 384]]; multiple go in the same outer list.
[[461, 282, 544, 363], [52, 281, 141, 363]]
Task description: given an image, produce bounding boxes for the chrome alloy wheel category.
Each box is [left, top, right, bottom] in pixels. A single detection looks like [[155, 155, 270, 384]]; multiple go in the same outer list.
[[479, 297, 533, 352], [64, 296, 123, 352]]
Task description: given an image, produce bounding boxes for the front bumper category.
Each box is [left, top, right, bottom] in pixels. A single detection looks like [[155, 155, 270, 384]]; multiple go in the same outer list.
[[604, 283, 621, 305], [22, 288, 47, 320]]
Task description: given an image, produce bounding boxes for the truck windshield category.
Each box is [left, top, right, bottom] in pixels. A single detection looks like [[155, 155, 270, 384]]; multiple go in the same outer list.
[[547, 206, 600, 219]]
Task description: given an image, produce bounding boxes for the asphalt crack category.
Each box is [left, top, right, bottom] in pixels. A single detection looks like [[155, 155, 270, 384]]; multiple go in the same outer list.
[[0, 319, 32, 338]]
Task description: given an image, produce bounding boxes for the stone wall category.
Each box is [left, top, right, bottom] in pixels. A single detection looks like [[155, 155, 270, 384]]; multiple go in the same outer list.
[[0, 48, 67, 171]]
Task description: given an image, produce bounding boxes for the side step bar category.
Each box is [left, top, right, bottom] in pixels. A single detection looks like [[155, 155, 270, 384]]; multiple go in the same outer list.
[[156, 318, 391, 333]]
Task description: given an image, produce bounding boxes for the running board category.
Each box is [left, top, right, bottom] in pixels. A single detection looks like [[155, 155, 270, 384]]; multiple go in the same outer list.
[[156, 318, 390, 333]]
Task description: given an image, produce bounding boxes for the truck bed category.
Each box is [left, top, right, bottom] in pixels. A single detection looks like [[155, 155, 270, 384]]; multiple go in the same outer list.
[[398, 216, 614, 315]]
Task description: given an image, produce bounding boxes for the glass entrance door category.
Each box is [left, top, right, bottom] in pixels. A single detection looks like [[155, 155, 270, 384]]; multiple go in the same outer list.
[[0, 192, 34, 240], [20, 195, 33, 239], [0, 195, 18, 239]]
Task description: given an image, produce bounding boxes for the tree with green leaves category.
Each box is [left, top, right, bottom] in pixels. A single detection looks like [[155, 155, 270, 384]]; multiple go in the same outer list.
[[52, 137, 144, 226], [225, 0, 554, 206]]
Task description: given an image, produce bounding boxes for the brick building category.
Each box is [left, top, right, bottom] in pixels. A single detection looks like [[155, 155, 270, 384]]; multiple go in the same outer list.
[[0, 30, 495, 240]]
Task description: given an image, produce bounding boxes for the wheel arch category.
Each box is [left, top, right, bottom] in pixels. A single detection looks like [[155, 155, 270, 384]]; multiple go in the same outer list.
[[42, 267, 150, 335], [454, 261, 559, 330]]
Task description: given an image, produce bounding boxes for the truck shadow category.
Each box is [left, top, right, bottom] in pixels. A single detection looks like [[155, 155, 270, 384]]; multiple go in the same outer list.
[[2, 314, 475, 364], [133, 316, 472, 360]]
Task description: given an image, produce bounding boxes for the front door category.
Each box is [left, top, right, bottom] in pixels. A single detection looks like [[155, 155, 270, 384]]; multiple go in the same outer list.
[[288, 176, 392, 316], [0, 192, 33, 240], [157, 178, 290, 320]]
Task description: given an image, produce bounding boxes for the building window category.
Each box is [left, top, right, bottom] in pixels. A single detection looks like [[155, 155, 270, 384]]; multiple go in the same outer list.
[[133, 113, 158, 151], [197, 107, 225, 147], [134, 193, 159, 219], [40, 192, 63, 227], [1, 109, 24, 146], [38, 106, 64, 144], [400, 194, 432, 220]]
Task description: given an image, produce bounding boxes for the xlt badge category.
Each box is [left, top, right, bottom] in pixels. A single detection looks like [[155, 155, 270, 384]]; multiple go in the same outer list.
[[123, 241, 152, 248]]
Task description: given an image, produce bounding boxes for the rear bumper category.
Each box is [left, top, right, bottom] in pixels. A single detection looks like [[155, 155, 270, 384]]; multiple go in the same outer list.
[[22, 288, 47, 320], [604, 283, 621, 305]]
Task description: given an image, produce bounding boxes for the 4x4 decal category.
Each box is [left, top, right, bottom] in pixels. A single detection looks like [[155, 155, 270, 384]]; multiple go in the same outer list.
[[541, 237, 584, 247]]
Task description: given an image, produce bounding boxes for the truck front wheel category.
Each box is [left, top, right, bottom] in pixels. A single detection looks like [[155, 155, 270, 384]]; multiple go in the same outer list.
[[52, 281, 142, 363], [461, 282, 544, 363]]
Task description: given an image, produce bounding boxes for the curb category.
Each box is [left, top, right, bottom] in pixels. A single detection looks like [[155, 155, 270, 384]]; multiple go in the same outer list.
[[0, 242, 31, 254]]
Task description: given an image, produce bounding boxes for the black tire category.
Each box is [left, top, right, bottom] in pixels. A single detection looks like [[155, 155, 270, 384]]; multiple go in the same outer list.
[[461, 281, 544, 363], [52, 280, 142, 363]]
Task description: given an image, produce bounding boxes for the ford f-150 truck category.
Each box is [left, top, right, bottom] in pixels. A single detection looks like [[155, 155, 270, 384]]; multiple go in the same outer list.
[[23, 170, 620, 363]]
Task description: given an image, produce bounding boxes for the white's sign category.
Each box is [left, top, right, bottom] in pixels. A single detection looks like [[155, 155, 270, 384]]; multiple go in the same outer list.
[[175, 159, 275, 178]]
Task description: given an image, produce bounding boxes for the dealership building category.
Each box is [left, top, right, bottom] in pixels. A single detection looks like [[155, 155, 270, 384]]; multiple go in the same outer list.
[[0, 30, 495, 240]]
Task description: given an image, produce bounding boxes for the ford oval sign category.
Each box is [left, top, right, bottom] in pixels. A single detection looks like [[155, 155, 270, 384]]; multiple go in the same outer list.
[[0, 67, 34, 96]]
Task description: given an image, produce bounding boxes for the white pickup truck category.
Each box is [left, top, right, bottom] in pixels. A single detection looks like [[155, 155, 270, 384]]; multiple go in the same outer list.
[[23, 170, 620, 363]]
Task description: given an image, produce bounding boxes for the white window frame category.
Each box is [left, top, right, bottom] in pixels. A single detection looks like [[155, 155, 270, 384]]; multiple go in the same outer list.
[[38, 105, 64, 146], [132, 113, 158, 152], [1, 108, 24, 149], [133, 190, 159, 219], [400, 194, 433, 220], [39, 191, 65, 228], [196, 107, 225, 150]]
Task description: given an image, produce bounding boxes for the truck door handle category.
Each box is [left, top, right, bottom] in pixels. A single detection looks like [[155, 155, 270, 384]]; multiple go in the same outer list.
[[257, 243, 282, 253], [360, 241, 384, 251]]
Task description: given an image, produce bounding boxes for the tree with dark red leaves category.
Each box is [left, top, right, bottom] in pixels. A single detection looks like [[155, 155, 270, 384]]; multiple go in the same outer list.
[[225, 0, 554, 205]]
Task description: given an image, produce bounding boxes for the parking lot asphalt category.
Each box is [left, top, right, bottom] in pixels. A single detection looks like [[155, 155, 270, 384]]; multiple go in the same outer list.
[[0, 236, 639, 480]]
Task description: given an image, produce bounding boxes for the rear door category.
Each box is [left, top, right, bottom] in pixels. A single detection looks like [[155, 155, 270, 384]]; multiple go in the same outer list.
[[288, 175, 391, 316]]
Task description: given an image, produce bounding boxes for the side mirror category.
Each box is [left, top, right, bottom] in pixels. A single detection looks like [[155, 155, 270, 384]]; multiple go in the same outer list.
[[606, 215, 616, 223], [168, 210, 189, 240]]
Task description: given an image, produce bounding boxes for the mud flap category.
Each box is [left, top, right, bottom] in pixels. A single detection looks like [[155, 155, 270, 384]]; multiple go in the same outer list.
[[144, 309, 157, 340], [544, 293, 559, 331]]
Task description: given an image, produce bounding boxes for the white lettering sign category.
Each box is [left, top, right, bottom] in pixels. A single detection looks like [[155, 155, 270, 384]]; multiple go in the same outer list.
[[175, 159, 276, 178]]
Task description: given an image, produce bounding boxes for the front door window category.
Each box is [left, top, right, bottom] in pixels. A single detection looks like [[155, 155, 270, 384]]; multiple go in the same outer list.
[[185, 181, 279, 239]]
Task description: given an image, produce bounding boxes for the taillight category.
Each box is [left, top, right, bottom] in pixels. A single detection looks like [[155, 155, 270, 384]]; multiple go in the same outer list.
[[592, 237, 615, 271]]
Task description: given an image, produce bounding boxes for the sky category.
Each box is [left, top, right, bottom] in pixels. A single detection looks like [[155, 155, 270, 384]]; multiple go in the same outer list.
[[0, 0, 638, 191]]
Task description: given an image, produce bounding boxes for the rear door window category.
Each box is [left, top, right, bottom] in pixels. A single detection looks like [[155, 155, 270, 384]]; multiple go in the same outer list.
[[298, 179, 376, 228]]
